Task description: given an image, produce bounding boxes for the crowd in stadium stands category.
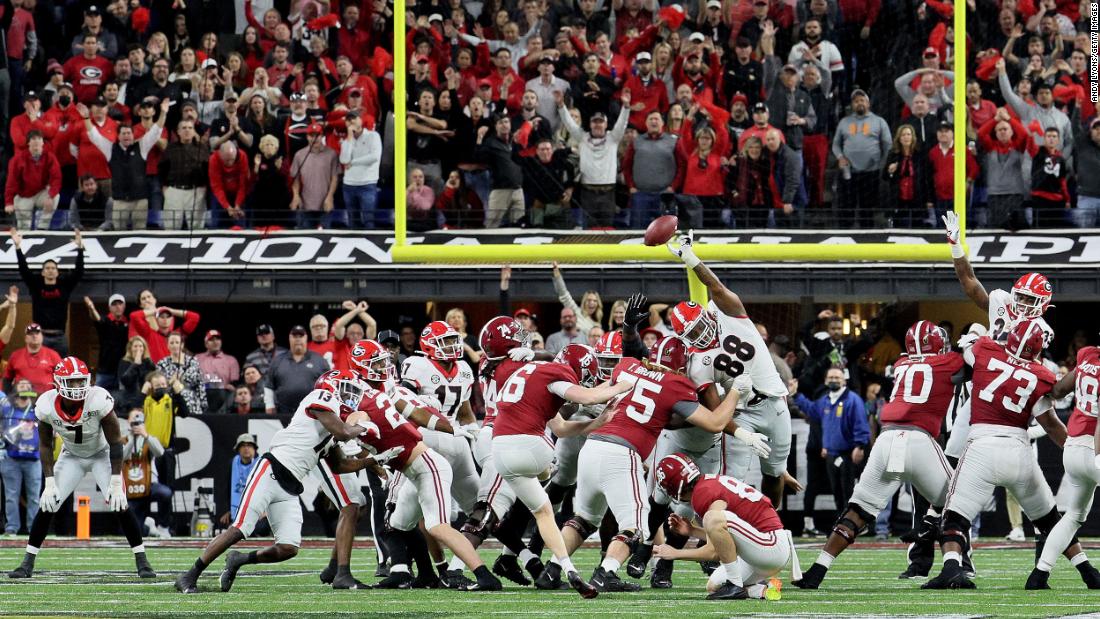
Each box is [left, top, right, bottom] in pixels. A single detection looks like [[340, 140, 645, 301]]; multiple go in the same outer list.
[[404, 0, 957, 231], [965, 0, 1098, 229], [0, 1, 394, 233]]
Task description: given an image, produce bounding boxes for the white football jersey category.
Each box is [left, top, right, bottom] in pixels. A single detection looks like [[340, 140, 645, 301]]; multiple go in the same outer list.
[[987, 289, 1053, 343], [35, 387, 114, 458], [400, 355, 474, 421], [390, 384, 442, 418], [687, 302, 788, 407], [269, 388, 344, 482]]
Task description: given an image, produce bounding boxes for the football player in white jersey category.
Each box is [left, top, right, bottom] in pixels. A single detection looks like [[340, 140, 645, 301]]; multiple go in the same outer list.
[[175, 371, 402, 594], [667, 237, 792, 507], [8, 358, 156, 580]]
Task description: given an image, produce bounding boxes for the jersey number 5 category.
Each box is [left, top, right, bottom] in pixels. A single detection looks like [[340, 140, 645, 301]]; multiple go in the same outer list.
[[978, 357, 1037, 414]]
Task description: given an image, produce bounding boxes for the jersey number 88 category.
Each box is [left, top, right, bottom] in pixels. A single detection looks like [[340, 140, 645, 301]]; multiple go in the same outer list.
[[714, 334, 755, 378]]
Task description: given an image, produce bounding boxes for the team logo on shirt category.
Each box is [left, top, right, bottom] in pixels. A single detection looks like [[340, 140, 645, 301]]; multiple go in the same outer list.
[[431, 375, 440, 384], [702, 356, 712, 366], [80, 66, 104, 80]]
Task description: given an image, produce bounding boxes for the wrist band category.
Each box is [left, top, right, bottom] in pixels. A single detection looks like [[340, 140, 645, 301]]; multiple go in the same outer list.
[[427, 416, 439, 431]]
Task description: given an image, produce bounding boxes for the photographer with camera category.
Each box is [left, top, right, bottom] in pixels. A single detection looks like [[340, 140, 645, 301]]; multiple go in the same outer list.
[[123, 410, 173, 538]]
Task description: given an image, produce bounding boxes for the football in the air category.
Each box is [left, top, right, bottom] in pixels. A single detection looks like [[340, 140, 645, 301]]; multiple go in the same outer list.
[[644, 215, 680, 246]]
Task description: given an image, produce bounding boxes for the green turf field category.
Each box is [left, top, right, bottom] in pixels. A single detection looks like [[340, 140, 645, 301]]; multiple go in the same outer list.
[[0, 542, 1098, 617]]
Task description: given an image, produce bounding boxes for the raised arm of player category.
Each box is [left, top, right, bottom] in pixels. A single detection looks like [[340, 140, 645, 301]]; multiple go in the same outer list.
[[943, 211, 989, 310], [667, 236, 747, 317]]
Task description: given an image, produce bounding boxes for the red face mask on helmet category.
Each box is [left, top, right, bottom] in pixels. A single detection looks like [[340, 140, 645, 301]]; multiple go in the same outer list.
[[905, 320, 949, 357], [349, 339, 393, 382], [669, 301, 718, 350], [1006, 319, 1046, 361], [315, 369, 368, 408], [478, 316, 530, 360], [593, 330, 623, 380], [419, 321, 464, 361], [648, 335, 689, 373], [655, 453, 701, 501], [1011, 273, 1053, 319], [554, 343, 600, 387], [54, 357, 91, 401]]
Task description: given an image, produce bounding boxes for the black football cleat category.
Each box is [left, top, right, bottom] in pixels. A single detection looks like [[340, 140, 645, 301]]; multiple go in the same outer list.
[[707, 581, 749, 600], [1025, 568, 1051, 590], [410, 572, 444, 589], [793, 563, 827, 589], [534, 562, 562, 590], [700, 560, 718, 576], [374, 570, 414, 589], [589, 567, 640, 592], [525, 556, 545, 582], [493, 554, 530, 586], [135, 552, 156, 579], [650, 559, 673, 589], [8, 554, 35, 579], [627, 543, 652, 579], [220, 550, 249, 592], [319, 561, 337, 584], [567, 569, 599, 599], [898, 564, 928, 579], [443, 569, 474, 589], [1080, 564, 1100, 589], [332, 573, 369, 589], [922, 568, 976, 590], [465, 572, 503, 591], [374, 564, 390, 578], [175, 572, 198, 594]]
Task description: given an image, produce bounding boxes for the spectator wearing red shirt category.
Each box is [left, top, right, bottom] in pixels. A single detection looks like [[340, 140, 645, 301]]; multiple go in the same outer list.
[[71, 98, 118, 196], [927, 121, 955, 225], [131, 306, 202, 363], [738, 102, 785, 151], [966, 79, 996, 132], [307, 313, 340, 367], [4, 324, 62, 394], [336, 4, 374, 70], [4, 130, 61, 230], [485, 48, 525, 113], [63, 33, 113, 105], [621, 52, 669, 131], [674, 112, 731, 228], [5, 0, 36, 117], [329, 301, 378, 372], [10, 94, 58, 156], [208, 142, 250, 228]]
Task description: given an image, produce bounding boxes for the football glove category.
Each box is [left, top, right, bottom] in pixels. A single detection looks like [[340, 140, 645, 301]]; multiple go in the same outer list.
[[340, 440, 364, 457], [625, 292, 650, 329], [667, 235, 700, 268], [372, 446, 405, 465], [508, 347, 535, 362], [355, 418, 382, 441], [453, 424, 478, 441], [39, 476, 61, 513], [942, 212, 964, 259], [733, 427, 772, 458], [108, 474, 128, 512]]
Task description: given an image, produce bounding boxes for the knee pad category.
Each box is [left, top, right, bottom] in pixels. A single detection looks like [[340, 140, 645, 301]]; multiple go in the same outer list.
[[564, 516, 598, 539], [939, 511, 971, 550], [612, 529, 638, 546], [1031, 508, 1062, 535], [831, 515, 865, 543], [846, 502, 875, 526]]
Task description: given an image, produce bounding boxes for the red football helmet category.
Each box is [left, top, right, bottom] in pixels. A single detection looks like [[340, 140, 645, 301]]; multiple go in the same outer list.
[[648, 335, 689, 373], [905, 320, 949, 357], [1011, 273, 1053, 318], [315, 369, 368, 408], [593, 331, 623, 379], [419, 321, 464, 361], [1006, 319, 1046, 361], [655, 453, 701, 501], [669, 301, 718, 350], [554, 343, 600, 387], [54, 357, 91, 401], [348, 339, 393, 382], [479, 316, 530, 360]]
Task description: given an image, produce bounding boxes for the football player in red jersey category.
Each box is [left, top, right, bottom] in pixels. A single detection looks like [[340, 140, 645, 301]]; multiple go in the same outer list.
[[346, 376, 504, 591], [794, 322, 964, 589], [492, 343, 631, 597], [9, 357, 155, 580], [1030, 343, 1100, 589], [557, 336, 746, 592], [925, 320, 1100, 590], [651, 454, 796, 600]]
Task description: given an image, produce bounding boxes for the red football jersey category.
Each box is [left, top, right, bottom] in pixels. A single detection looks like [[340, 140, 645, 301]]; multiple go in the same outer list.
[[493, 362, 578, 437], [1067, 346, 1100, 438], [357, 387, 423, 470], [969, 337, 1056, 429], [879, 352, 965, 436], [690, 475, 783, 533], [479, 357, 527, 426], [589, 358, 699, 459]]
